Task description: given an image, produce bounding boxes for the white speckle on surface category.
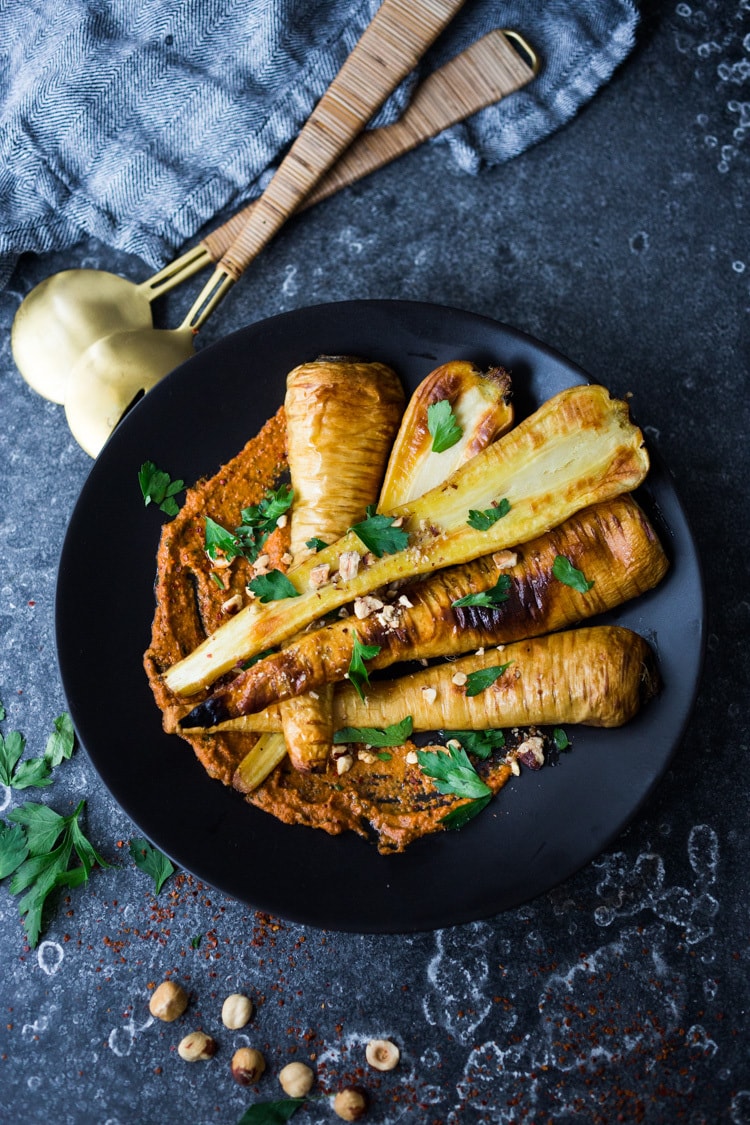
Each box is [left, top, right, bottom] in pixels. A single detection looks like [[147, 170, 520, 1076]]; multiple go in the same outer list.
[[37, 940, 64, 976], [731, 1091, 750, 1124], [732, 260, 746, 273], [27, 1076, 42, 1091], [629, 230, 649, 254]]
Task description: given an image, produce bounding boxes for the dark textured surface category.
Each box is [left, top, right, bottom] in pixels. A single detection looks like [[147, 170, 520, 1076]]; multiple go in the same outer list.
[[1, 3, 748, 1122]]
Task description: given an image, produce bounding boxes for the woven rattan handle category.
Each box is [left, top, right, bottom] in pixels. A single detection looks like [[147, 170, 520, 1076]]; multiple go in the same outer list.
[[200, 29, 537, 261], [215, 0, 466, 281]]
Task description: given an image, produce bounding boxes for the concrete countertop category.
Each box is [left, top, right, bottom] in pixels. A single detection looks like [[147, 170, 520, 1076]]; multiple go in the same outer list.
[[1, 2, 748, 1122]]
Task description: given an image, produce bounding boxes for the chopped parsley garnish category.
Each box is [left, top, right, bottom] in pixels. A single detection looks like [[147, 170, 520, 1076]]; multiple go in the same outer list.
[[3, 800, 108, 947], [441, 729, 506, 760], [248, 570, 300, 603], [349, 507, 409, 558], [130, 838, 174, 895], [346, 637, 382, 701], [235, 485, 294, 561], [451, 574, 511, 609], [204, 485, 293, 564], [467, 499, 511, 531], [464, 662, 513, 697], [333, 716, 413, 747], [305, 537, 328, 552], [552, 555, 595, 592], [416, 743, 492, 829], [553, 727, 570, 750], [138, 461, 185, 517], [427, 399, 463, 453]]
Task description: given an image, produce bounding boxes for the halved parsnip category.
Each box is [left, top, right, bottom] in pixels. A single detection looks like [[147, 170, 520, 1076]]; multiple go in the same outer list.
[[164, 384, 649, 697], [378, 360, 513, 508]]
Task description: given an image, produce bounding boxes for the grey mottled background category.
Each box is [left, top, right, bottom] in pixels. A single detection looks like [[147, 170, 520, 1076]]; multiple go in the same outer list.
[[1, 1, 749, 1122]]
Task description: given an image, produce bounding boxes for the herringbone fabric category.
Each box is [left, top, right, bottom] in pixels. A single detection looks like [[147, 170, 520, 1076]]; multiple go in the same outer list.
[[0, 0, 638, 288]]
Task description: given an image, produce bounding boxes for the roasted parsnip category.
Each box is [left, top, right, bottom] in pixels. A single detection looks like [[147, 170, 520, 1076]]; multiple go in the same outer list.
[[284, 357, 405, 559], [163, 384, 650, 697], [183, 495, 667, 728], [273, 357, 404, 770], [378, 360, 513, 508], [197, 626, 659, 734]]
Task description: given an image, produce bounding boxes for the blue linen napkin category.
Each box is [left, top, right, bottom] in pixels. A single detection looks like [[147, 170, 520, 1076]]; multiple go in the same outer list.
[[0, 0, 638, 289]]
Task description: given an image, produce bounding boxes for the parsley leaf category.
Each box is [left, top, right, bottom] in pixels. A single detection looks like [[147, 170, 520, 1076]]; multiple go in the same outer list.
[[441, 729, 506, 760], [451, 574, 511, 609], [0, 700, 5, 721], [0, 820, 29, 879], [0, 728, 25, 786], [346, 637, 382, 701], [190, 934, 202, 949], [236, 1099, 307, 1124], [305, 537, 328, 552], [349, 512, 409, 558], [440, 793, 493, 829], [464, 662, 513, 697], [427, 399, 463, 453], [10, 758, 53, 790], [44, 713, 75, 768], [467, 499, 511, 531], [416, 744, 491, 800], [235, 485, 294, 563], [7, 800, 107, 946], [248, 570, 299, 604], [205, 516, 243, 562], [130, 838, 175, 894], [553, 727, 570, 750], [333, 716, 413, 747], [139, 461, 184, 517], [552, 555, 595, 592]]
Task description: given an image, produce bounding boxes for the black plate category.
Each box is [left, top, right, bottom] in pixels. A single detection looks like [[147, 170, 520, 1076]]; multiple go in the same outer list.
[[56, 301, 704, 932]]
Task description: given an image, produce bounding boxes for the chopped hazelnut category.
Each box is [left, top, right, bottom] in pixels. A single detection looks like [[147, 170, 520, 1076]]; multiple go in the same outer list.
[[336, 754, 354, 776], [177, 1031, 216, 1061], [354, 595, 384, 619], [493, 550, 517, 570], [405, 750, 419, 765], [252, 554, 271, 576], [451, 671, 468, 687], [358, 750, 376, 764], [365, 1038, 400, 1071], [278, 1061, 315, 1098], [509, 758, 521, 777], [149, 980, 188, 1022], [221, 992, 253, 1030], [338, 550, 361, 581], [231, 1047, 266, 1086], [310, 563, 331, 588], [221, 593, 243, 615], [276, 513, 288, 529], [397, 594, 414, 608], [516, 735, 546, 770], [421, 686, 437, 705], [333, 1086, 368, 1121]]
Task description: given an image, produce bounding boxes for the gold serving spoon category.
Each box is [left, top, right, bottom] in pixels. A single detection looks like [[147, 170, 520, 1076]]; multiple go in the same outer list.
[[12, 28, 536, 413]]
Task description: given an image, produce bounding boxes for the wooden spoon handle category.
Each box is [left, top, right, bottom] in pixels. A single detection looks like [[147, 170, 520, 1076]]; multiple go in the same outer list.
[[200, 29, 537, 261], [216, 0, 467, 282]]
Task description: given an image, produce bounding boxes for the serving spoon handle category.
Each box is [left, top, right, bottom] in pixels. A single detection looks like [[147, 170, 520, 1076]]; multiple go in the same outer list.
[[179, 0, 469, 331], [137, 28, 537, 303]]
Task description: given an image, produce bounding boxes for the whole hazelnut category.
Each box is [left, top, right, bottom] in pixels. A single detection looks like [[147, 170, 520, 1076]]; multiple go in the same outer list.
[[333, 1086, 368, 1121], [365, 1038, 400, 1072], [149, 980, 188, 1022], [278, 1060, 314, 1098], [231, 1046, 266, 1086], [221, 992, 253, 1030], [177, 1031, 217, 1061]]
